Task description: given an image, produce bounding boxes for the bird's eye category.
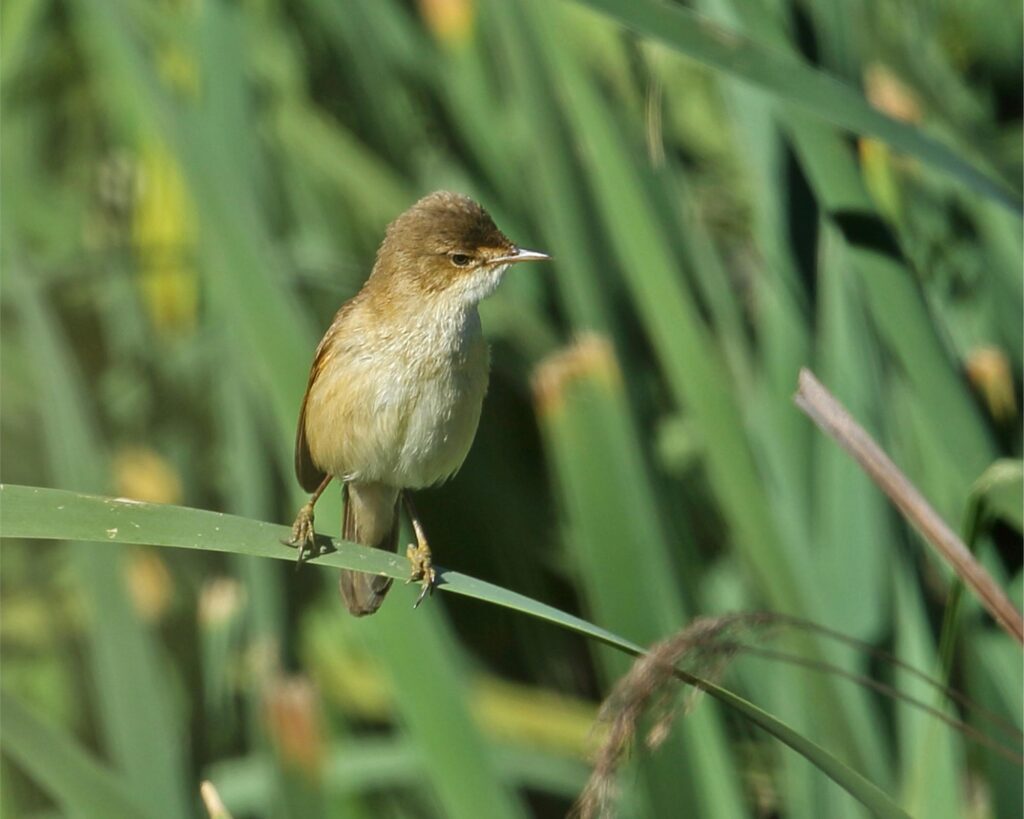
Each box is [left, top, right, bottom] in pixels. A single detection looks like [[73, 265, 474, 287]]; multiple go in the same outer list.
[[450, 253, 472, 267]]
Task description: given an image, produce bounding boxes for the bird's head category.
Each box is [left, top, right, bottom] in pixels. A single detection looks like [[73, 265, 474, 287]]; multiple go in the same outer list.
[[370, 191, 549, 307]]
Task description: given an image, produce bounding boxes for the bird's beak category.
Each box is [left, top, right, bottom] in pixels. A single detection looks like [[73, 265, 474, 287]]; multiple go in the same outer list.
[[494, 247, 551, 265]]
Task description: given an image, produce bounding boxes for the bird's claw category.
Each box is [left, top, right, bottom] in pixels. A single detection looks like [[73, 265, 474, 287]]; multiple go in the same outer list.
[[282, 503, 325, 566], [406, 540, 436, 608]]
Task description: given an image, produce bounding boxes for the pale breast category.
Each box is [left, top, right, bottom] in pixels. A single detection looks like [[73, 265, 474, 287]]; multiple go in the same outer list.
[[398, 321, 488, 487], [303, 305, 490, 488]]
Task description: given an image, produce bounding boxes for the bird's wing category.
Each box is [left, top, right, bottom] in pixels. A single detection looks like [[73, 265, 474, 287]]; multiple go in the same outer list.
[[294, 331, 333, 493]]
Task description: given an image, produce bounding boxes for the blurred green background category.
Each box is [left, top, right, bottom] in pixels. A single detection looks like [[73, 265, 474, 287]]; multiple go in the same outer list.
[[1, 0, 1021, 816]]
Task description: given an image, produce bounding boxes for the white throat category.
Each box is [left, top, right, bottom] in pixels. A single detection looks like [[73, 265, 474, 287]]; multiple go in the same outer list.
[[456, 262, 509, 306]]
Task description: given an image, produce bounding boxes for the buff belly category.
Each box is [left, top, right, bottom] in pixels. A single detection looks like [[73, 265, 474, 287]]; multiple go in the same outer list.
[[303, 312, 490, 489]]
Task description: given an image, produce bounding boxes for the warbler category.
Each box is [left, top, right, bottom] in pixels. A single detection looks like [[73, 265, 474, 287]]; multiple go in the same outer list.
[[285, 192, 549, 615]]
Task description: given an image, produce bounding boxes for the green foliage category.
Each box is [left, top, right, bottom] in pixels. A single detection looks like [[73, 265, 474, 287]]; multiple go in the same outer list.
[[0, 691, 154, 819], [0, 485, 913, 819], [1, 0, 1020, 817]]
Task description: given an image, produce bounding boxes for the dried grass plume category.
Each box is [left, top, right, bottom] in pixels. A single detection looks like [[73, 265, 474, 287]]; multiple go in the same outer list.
[[572, 614, 775, 819]]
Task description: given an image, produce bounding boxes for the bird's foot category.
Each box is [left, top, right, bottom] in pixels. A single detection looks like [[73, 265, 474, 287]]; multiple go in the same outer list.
[[405, 537, 436, 608], [282, 502, 324, 565]]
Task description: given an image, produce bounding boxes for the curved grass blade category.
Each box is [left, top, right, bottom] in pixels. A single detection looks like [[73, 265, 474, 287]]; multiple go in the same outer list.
[[208, 739, 590, 811], [4, 259, 190, 819], [568, 0, 1020, 212], [0, 690, 153, 819], [1, 483, 910, 819], [940, 459, 1024, 675], [729, 644, 1021, 763], [530, 336, 748, 816], [358, 587, 532, 819], [964, 460, 1024, 538]]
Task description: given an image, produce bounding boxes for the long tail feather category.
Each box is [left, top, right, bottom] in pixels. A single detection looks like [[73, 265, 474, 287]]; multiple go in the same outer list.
[[339, 482, 399, 616]]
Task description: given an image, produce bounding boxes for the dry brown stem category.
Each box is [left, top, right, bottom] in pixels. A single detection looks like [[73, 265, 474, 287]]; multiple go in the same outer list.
[[794, 368, 1023, 645]]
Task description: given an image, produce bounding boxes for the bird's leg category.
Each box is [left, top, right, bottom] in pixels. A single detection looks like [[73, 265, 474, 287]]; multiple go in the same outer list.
[[403, 493, 436, 607], [283, 475, 332, 565]]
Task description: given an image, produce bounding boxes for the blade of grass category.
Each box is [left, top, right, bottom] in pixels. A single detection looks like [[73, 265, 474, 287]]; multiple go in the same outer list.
[[784, 111, 995, 512], [0, 690, 153, 819], [67, 0, 314, 447], [355, 597, 531, 819], [789, 225, 895, 814], [938, 460, 1024, 674], [272, 102, 412, 229], [215, 365, 286, 720], [964, 461, 1024, 537], [0, 0, 46, 90], [497, 13, 749, 817], [965, 629, 1024, 819], [489, 0, 618, 335], [513, 4, 877, 791], [892, 563, 965, 818], [1, 483, 912, 819], [519, 0, 802, 631], [4, 260, 190, 819], [812, 226, 889, 640], [566, 0, 1020, 211], [304, 0, 428, 170], [208, 740, 590, 810], [720, 0, 997, 517], [532, 337, 747, 817]]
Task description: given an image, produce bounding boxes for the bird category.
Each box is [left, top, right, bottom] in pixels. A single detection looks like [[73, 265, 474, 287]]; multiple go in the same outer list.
[[284, 191, 549, 615]]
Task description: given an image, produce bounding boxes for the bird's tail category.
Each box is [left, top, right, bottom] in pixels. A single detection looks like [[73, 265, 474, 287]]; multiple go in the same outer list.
[[339, 482, 399, 616]]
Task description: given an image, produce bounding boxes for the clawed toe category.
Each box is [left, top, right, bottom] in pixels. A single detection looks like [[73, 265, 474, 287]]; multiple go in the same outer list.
[[406, 542, 437, 608], [283, 503, 321, 566]]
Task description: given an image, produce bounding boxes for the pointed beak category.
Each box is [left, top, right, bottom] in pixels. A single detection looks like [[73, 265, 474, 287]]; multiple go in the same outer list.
[[495, 247, 551, 265]]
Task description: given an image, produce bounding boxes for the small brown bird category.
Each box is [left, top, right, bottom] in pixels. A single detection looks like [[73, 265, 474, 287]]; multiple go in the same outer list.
[[285, 191, 549, 615]]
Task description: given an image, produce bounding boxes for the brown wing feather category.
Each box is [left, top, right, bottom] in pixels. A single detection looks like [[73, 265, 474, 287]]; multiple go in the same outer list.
[[294, 334, 332, 493]]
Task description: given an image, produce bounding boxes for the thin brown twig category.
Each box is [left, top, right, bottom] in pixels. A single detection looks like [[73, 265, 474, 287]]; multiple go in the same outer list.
[[794, 368, 1023, 646]]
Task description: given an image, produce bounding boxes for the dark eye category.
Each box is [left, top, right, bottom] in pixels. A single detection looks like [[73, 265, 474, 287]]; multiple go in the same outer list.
[[450, 253, 472, 267]]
